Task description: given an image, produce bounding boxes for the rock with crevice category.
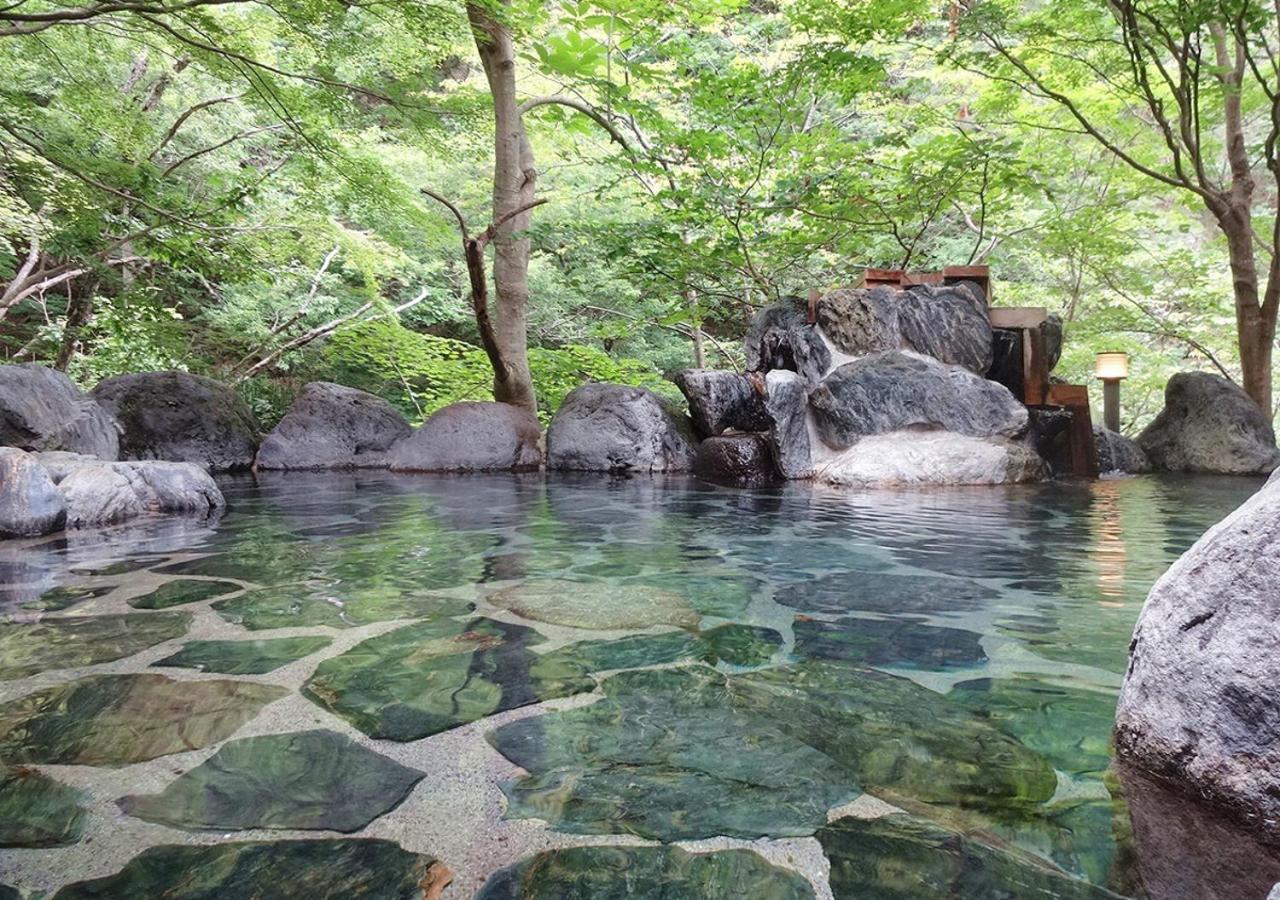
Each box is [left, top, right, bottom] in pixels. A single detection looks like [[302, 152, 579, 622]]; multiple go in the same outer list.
[[389, 401, 541, 473], [0, 448, 66, 538], [256, 382, 411, 470], [1137, 371, 1280, 474], [673, 369, 770, 438], [763, 369, 812, 479], [92, 371, 261, 471], [813, 431, 1046, 487], [743, 298, 831, 386], [546, 384, 695, 474], [0, 364, 119, 460], [808, 351, 1027, 451], [1116, 473, 1280, 828]]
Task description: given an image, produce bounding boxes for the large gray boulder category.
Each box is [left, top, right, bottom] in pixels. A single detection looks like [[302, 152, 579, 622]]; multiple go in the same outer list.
[[1094, 425, 1151, 475], [1137, 372, 1280, 474], [814, 431, 1046, 487], [817, 285, 992, 374], [763, 369, 813, 479], [808, 351, 1028, 451], [0, 364, 119, 459], [93, 371, 260, 471], [546, 384, 695, 474], [0, 448, 66, 537], [743, 298, 831, 386], [673, 369, 770, 438], [256, 382, 411, 470], [37, 452, 223, 528], [389, 401, 541, 473], [1116, 473, 1280, 829]]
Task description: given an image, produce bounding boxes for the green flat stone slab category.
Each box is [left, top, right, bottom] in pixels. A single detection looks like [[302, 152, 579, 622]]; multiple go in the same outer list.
[[477, 845, 815, 899], [701, 624, 784, 667], [0, 674, 287, 766], [488, 579, 699, 630], [817, 813, 1119, 900], [303, 617, 598, 741], [128, 580, 241, 610], [52, 839, 451, 899], [21, 585, 114, 612], [213, 585, 473, 630], [0, 766, 87, 847], [0, 613, 191, 680], [152, 636, 332, 675], [488, 662, 1054, 841], [794, 616, 986, 670], [118, 729, 423, 832]]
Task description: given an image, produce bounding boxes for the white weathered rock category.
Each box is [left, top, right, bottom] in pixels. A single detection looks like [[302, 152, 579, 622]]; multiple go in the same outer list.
[[1116, 474, 1280, 828], [0, 364, 120, 459], [389, 401, 542, 473], [36, 453, 223, 528], [0, 447, 66, 537], [1137, 371, 1280, 474], [256, 382, 411, 470], [546, 384, 695, 474], [813, 431, 1046, 487]]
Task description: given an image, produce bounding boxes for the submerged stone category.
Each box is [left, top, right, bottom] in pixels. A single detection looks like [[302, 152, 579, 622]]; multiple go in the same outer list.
[[487, 578, 699, 630], [489, 662, 1055, 841], [0, 612, 190, 680], [0, 766, 88, 847], [128, 579, 240, 609], [774, 571, 998, 616], [303, 617, 597, 741], [119, 729, 423, 832], [817, 813, 1118, 900], [52, 839, 452, 900], [22, 583, 113, 611], [213, 584, 473, 630], [794, 616, 987, 670], [0, 674, 287, 765], [477, 845, 815, 899], [153, 636, 332, 675]]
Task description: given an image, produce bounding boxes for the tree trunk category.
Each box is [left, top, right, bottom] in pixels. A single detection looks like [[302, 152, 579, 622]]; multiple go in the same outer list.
[[1220, 210, 1275, 411], [468, 1, 538, 416]]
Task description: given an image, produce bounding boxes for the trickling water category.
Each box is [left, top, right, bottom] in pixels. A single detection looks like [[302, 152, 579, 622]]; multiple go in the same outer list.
[[0, 472, 1276, 898]]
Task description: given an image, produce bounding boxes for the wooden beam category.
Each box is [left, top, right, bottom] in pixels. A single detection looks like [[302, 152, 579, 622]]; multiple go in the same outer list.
[[989, 307, 1047, 329]]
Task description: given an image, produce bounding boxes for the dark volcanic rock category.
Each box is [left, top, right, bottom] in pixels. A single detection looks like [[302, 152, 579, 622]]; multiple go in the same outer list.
[[0, 364, 119, 459], [1026, 407, 1074, 473], [1094, 425, 1150, 474], [808, 351, 1027, 451], [546, 383, 695, 473], [674, 369, 770, 438], [818, 285, 992, 374], [389, 401, 541, 472], [743, 298, 831, 386], [1043, 312, 1064, 371], [256, 382, 410, 470], [693, 434, 777, 485], [0, 448, 65, 537], [763, 369, 812, 479], [92, 371, 261, 471], [1116, 473, 1280, 829], [1137, 371, 1280, 474]]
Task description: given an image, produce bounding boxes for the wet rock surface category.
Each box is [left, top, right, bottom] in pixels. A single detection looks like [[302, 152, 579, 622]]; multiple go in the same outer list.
[[119, 729, 423, 832], [744, 298, 831, 386], [127, 578, 239, 609], [693, 433, 778, 485], [1094, 426, 1151, 474], [1116, 471, 1280, 827], [546, 383, 696, 473], [0, 448, 65, 537], [0, 767, 87, 848], [92, 371, 261, 471], [153, 635, 332, 674], [1137, 371, 1280, 473], [809, 352, 1027, 450], [477, 845, 815, 900], [763, 369, 812, 478], [0, 612, 190, 680], [255, 382, 411, 470], [674, 369, 771, 438], [0, 364, 119, 460], [52, 839, 452, 900], [389, 401, 541, 472]]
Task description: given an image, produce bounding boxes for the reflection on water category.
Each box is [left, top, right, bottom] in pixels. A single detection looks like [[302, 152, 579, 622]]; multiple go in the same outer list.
[[0, 471, 1276, 899]]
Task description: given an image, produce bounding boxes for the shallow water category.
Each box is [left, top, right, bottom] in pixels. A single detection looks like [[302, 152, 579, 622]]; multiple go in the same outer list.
[[1, 472, 1278, 898]]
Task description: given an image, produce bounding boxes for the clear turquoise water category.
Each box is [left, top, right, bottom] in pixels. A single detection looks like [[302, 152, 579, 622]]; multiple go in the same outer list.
[[0, 472, 1275, 898]]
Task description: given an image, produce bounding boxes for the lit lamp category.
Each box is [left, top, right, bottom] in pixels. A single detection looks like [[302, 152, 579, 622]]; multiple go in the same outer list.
[[1095, 351, 1129, 432]]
